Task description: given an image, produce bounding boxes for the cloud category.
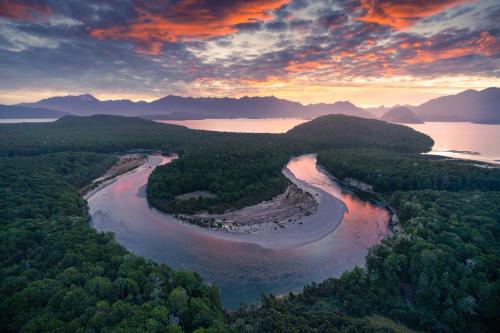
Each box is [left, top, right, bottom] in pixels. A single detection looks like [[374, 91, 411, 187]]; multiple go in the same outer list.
[[0, 0, 498, 106], [89, 0, 290, 54], [0, 0, 50, 21], [355, 0, 471, 29], [403, 31, 500, 64]]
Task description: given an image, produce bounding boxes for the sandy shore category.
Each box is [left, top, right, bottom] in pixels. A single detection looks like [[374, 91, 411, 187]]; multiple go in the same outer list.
[[157, 163, 347, 249], [83, 154, 149, 199], [176, 182, 318, 233]]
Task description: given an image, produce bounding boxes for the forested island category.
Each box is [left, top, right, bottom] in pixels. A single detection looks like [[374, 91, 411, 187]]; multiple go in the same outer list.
[[1, 115, 498, 332]]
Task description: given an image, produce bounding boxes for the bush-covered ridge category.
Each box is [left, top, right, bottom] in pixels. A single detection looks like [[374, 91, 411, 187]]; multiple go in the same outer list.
[[287, 115, 434, 153]]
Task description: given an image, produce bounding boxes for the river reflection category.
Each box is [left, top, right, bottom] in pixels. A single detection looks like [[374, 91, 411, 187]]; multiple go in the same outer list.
[[88, 154, 390, 308]]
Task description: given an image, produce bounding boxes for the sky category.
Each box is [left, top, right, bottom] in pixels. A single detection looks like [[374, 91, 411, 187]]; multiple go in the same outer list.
[[0, 0, 499, 107]]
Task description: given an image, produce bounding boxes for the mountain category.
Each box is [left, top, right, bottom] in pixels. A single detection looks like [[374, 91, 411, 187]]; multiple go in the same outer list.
[[381, 107, 423, 124], [0, 105, 68, 119], [148, 95, 305, 118], [305, 101, 374, 118], [20, 94, 150, 116], [415, 87, 500, 123], [365, 105, 391, 118], [20, 94, 374, 119], [367, 104, 416, 119]]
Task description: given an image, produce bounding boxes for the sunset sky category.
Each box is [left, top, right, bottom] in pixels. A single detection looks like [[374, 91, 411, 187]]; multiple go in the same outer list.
[[0, 0, 499, 106]]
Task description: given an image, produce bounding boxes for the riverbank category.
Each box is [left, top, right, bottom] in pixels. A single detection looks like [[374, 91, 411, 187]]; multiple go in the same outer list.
[[175, 180, 318, 234], [82, 154, 149, 199], [151, 156, 347, 249]]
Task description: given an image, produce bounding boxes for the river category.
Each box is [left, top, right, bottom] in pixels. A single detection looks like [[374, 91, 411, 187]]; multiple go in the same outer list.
[[87, 154, 390, 308]]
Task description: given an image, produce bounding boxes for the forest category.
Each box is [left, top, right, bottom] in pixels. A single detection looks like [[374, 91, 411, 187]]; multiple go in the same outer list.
[[147, 115, 433, 214], [318, 148, 500, 193], [0, 114, 498, 332]]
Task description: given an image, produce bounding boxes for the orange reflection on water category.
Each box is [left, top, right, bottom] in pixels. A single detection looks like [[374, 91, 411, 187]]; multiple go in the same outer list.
[[157, 118, 308, 133]]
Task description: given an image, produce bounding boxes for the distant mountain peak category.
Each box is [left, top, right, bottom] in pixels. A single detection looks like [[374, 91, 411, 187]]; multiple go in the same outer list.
[[37, 93, 99, 103], [333, 101, 357, 107], [381, 106, 423, 124], [76, 93, 99, 101]]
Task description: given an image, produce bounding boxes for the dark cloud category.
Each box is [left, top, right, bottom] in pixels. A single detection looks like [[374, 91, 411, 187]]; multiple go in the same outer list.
[[0, 0, 50, 21], [265, 20, 288, 31], [316, 12, 348, 31]]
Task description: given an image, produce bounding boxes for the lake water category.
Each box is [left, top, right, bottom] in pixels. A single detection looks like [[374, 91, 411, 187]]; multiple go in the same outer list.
[[88, 154, 390, 308], [406, 122, 500, 164], [0, 118, 57, 123], [157, 118, 308, 133]]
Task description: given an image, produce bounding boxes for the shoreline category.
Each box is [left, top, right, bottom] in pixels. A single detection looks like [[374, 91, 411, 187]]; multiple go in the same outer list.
[[149, 157, 347, 250], [83, 154, 158, 200], [315, 162, 401, 233], [175, 176, 319, 234]]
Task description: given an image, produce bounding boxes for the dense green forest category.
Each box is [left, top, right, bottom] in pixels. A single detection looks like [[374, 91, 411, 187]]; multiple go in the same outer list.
[[1, 114, 498, 332], [318, 149, 500, 192], [0, 152, 228, 332]]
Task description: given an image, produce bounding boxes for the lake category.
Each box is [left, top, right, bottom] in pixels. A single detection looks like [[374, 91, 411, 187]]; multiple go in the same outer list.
[[406, 122, 500, 164], [88, 154, 390, 308], [157, 118, 308, 133], [0, 118, 58, 123]]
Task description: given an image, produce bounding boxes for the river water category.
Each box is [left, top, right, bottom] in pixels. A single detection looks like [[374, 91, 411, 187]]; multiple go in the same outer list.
[[88, 154, 390, 308]]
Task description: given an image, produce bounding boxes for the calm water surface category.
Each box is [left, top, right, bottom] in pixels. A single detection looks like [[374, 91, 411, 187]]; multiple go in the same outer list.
[[88, 154, 389, 308], [0, 118, 57, 123], [157, 118, 308, 133], [406, 122, 500, 164]]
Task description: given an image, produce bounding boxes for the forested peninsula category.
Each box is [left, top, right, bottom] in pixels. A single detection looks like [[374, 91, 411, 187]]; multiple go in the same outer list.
[[1, 115, 498, 332]]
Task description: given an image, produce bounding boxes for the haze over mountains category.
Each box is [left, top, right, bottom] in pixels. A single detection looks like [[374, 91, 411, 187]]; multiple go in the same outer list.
[[416, 88, 500, 123], [381, 107, 423, 124], [0, 105, 69, 119], [1, 87, 499, 123]]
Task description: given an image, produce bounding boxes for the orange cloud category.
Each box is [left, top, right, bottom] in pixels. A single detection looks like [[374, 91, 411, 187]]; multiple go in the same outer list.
[[404, 31, 500, 64], [90, 0, 290, 55], [0, 0, 50, 21], [286, 60, 329, 72], [356, 0, 470, 29]]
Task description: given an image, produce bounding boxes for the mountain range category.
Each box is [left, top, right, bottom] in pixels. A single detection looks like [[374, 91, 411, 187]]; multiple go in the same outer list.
[[15, 94, 373, 120], [1, 87, 498, 123]]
